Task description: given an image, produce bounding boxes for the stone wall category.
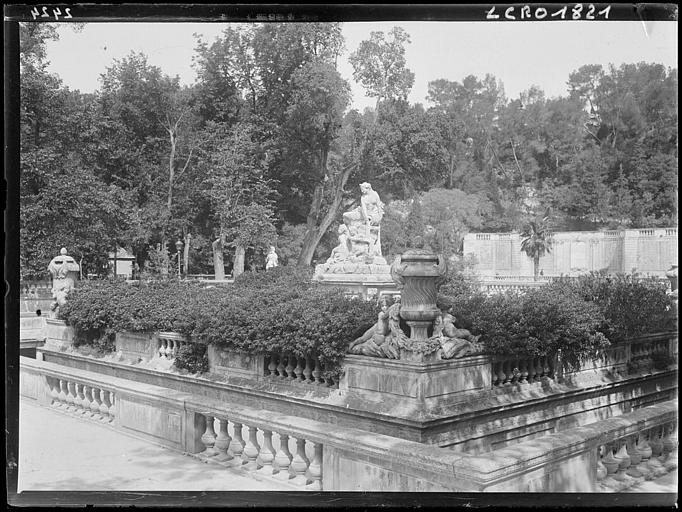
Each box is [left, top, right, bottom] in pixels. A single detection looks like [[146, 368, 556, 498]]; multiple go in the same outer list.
[[463, 227, 678, 277], [19, 356, 677, 492]]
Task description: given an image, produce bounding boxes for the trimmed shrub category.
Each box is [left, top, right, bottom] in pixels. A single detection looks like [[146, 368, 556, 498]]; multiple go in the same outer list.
[[546, 274, 677, 342], [439, 285, 610, 371], [59, 268, 378, 378]]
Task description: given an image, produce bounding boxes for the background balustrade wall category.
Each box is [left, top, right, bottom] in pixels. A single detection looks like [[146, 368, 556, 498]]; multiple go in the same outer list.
[[20, 356, 677, 492], [463, 228, 678, 278]]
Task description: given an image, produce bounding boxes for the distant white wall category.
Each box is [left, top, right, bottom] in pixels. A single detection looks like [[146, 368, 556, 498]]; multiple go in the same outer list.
[[463, 228, 678, 277]]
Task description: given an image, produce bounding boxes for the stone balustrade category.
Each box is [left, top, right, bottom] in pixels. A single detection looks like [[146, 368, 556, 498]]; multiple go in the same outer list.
[[156, 332, 191, 361], [264, 352, 337, 388], [596, 420, 678, 492], [491, 355, 556, 387], [20, 356, 677, 492], [45, 374, 116, 424], [195, 413, 323, 490], [20, 279, 53, 299]]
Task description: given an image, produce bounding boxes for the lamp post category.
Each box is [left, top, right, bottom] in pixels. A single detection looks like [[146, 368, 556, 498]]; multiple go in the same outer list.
[[176, 240, 184, 279]]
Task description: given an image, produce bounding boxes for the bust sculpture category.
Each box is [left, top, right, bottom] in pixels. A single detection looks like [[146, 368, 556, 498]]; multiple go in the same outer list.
[[47, 247, 80, 315]]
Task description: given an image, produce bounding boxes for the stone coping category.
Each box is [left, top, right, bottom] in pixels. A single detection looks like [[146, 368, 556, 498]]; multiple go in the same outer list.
[[20, 356, 677, 490]]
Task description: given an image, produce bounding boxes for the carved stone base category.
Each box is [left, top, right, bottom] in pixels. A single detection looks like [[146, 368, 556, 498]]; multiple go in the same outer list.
[[340, 354, 492, 409], [313, 266, 398, 299]]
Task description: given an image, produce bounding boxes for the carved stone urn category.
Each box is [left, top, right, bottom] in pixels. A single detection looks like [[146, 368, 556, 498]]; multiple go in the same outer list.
[[390, 247, 447, 341]]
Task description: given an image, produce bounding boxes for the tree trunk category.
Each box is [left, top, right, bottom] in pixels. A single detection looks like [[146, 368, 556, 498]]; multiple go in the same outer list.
[[183, 233, 191, 275], [212, 238, 225, 280], [233, 245, 245, 277], [297, 162, 355, 267], [533, 255, 540, 281]]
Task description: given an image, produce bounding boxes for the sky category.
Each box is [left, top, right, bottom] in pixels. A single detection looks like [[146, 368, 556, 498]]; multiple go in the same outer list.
[[44, 20, 677, 111]]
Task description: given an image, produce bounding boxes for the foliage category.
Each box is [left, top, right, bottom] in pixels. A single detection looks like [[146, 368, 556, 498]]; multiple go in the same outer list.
[[546, 274, 677, 342], [439, 286, 609, 371], [174, 343, 209, 374], [349, 26, 415, 106], [58, 267, 377, 378]]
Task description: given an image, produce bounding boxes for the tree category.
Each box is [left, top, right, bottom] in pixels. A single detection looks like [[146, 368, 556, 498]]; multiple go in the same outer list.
[[282, 60, 353, 266], [207, 123, 277, 278], [349, 26, 415, 111], [520, 215, 553, 281]]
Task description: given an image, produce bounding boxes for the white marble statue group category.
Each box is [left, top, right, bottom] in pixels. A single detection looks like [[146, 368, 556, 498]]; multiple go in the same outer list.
[[323, 182, 388, 272]]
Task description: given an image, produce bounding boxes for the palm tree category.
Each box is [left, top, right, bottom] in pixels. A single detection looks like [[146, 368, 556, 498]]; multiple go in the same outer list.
[[520, 216, 553, 281]]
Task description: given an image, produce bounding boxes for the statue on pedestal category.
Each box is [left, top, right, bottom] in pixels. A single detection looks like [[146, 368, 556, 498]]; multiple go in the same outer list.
[[317, 182, 389, 275], [265, 246, 279, 270], [47, 247, 80, 316]]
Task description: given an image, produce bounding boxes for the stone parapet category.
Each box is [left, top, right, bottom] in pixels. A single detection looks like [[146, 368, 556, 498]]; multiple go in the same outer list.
[[20, 356, 677, 492]]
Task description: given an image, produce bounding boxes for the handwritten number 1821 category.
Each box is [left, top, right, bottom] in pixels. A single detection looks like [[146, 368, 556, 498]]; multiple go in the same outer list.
[[31, 6, 73, 20]]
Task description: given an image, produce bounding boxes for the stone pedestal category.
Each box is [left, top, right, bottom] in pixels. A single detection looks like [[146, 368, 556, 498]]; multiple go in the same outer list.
[[115, 331, 157, 362], [340, 354, 492, 409], [313, 264, 398, 299], [44, 318, 75, 351], [207, 345, 265, 379]]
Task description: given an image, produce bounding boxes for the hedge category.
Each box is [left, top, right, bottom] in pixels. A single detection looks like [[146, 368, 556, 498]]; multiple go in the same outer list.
[[60, 267, 676, 376], [59, 268, 379, 378]]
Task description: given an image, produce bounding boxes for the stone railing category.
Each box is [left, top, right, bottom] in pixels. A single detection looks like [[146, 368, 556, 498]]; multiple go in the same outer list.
[[491, 355, 556, 387], [596, 419, 678, 492], [20, 356, 677, 492], [156, 331, 191, 361], [263, 353, 338, 388], [20, 279, 53, 299]]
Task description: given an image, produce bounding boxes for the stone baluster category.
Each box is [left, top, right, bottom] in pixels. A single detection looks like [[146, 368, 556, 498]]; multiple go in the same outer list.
[[659, 423, 673, 461], [491, 362, 499, 386], [631, 433, 653, 479], [257, 430, 276, 474], [601, 442, 620, 476], [83, 384, 95, 415], [57, 379, 69, 408], [74, 383, 85, 413], [158, 339, 165, 359], [241, 426, 261, 470], [285, 354, 296, 381], [502, 361, 513, 386], [663, 423, 678, 470], [90, 386, 102, 419], [294, 356, 304, 382], [615, 438, 632, 479], [229, 423, 246, 460], [625, 435, 643, 477], [274, 433, 293, 480], [290, 438, 310, 485], [200, 415, 218, 457], [108, 392, 116, 424], [168, 339, 176, 359], [312, 358, 323, 385], [307, 442, 323, 490], [303, 357, 313, 384], [47, 378, 59, 407], [99, 389, 111, 422], [646, 427, 666, 476], [276, 353, 286, 378], [519, 360, 528, 384], [65, 381, 76, 411], [527, 358, 537, 383], [637, 430, 653, 462], [596, 445, 608, 482], [267, 355, 277, 377], [214, 418, 233, 462]]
